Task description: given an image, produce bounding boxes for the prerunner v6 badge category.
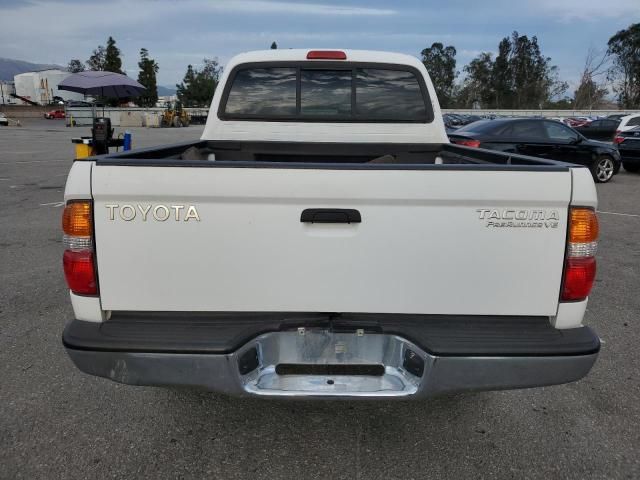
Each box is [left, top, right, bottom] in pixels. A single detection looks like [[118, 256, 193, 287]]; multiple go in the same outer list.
[[477, 208, 560, 228]]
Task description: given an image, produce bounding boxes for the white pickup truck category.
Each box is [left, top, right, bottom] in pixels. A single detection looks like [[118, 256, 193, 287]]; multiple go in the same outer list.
[[62, 49, 600, 398]]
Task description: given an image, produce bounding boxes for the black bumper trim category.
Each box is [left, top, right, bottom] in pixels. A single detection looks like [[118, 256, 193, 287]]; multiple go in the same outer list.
[[63, 312, 600, 358]]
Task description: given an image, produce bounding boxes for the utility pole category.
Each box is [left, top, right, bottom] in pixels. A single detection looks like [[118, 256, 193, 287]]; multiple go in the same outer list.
[[0, 82, 5, 105]]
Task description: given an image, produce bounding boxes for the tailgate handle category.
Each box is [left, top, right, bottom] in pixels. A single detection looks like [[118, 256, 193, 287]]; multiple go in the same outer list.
[[300, 208, 361, 224]]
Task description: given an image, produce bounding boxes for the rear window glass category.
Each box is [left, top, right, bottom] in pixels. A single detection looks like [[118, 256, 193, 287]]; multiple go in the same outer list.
[[301, 70, 351, 116], [356, 69, 426, 120], [627, 116, 640, 127], [456, 120, 498, 133], [501, 121, 546, 139], [225, 67, 297, 116], [222, 64, 430, 122]]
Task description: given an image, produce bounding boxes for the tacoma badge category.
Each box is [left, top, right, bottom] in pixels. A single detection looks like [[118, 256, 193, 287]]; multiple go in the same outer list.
[[477, 208, 559, 228]]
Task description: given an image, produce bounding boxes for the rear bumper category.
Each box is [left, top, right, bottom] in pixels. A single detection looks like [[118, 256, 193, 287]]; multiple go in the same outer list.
[[63, 314, 600, 399], [618, 141, 640, 162], [619, 150, 640, 163]]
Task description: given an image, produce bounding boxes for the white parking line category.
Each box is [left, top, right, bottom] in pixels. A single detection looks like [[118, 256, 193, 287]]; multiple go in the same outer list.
[[597, 210, 640, 218], [40, 201, 65, 207]]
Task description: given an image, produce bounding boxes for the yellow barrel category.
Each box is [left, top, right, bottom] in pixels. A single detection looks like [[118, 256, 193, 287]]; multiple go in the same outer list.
[[72, 138, 95, 159]]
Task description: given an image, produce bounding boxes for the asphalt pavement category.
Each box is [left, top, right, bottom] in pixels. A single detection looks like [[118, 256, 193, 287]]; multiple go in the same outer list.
[[1, 119, 639, 479]]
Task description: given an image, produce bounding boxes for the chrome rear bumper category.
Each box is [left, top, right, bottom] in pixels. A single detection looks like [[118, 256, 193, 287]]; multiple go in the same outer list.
[[65, 328, 599, 399]]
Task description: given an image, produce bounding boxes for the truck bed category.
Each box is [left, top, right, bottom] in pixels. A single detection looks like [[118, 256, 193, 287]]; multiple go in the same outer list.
[[97, 140, 571, 170]]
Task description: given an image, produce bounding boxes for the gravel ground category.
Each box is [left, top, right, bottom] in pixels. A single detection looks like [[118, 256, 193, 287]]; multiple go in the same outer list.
[[1, 120, 639, 479]]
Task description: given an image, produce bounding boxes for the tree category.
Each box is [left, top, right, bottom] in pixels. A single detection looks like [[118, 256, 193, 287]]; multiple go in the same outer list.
[[542, 64, 569, 108], [176, 58, 222, 107], [574, 48, 609, 110], [104, 36, 124, 74], [507, 32, 564, 108], [270, 41, 278, 49], [546, 97, 574, 109], [86, 45, 106, 71], [460, 32, 567, 109], [420, 43, 457, 108], [176, 64, 196, 105], [86, 37, 126, 105], [67, 59, 85, 73], [607, 23, 640, 108], [492, 37, 513, 108], [137, 48, 159, 107], [457, 52, 495, 108]]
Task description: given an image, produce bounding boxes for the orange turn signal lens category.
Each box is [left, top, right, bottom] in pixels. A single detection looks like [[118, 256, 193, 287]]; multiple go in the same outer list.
[[62, 201, 92, 237], [569, 208, 599, 244]]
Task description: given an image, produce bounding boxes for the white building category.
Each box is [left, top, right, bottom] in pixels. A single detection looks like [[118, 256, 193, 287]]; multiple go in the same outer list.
[[14, 69, 84, 105], [0, 81, 18, 105], [157, 95, 178, 107]]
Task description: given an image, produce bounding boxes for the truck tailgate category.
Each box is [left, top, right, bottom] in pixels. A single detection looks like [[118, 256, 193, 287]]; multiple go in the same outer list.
[[92, 166, 570, 316]]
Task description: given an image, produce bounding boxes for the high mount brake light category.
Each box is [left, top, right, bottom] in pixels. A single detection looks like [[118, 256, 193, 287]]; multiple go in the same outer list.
[[561, 207, 598, 302], [62, 200, 97, 296], [306, 50, 347, 60]]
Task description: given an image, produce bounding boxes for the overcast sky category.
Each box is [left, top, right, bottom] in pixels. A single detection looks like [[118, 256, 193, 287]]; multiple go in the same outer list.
[[1, 0, 639, 90]]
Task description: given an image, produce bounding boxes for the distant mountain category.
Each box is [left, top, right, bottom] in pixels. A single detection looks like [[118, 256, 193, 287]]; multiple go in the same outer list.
[[157, 85, 177, 96], [0, 58, 64, 81]]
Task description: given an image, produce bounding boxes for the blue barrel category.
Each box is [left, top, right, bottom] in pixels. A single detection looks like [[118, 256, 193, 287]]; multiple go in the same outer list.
[[123, 131, 132, 151]]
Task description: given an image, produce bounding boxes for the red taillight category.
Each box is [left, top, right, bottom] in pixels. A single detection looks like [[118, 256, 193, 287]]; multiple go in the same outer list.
[[562, 257, 596, 301], [614, 136, 625, 145], [306, 50, 347, 60], [561, 207, 598, 302], [453, 139, 481, 148], [63, 250, 97, 295], [62, 200, 97, 296]]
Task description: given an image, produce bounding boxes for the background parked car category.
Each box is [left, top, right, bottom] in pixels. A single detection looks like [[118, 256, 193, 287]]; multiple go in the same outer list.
[[0, 113, 8, 126], [462, 114, 483, 124], [614, 126, 640, 173], [65, 100, 92, 107], [448, 118, 621, 183], [442, 113, 461, 131], [574, 118, 620, 141], [44, 109, 65, 119], [442, 113, 488, 130], [563, 117, 590, 128], [616, 114, 640, 133]]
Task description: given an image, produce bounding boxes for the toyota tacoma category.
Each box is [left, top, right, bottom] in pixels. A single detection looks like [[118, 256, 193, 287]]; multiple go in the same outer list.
[[61, 49, 600, 398]]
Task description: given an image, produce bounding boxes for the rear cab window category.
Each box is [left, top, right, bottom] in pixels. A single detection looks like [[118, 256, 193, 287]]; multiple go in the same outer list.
[[301, 69, 351, 116], [224, 68, 297, 116], [355, 69, 427, 120], [220, 62, 432, 122]]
